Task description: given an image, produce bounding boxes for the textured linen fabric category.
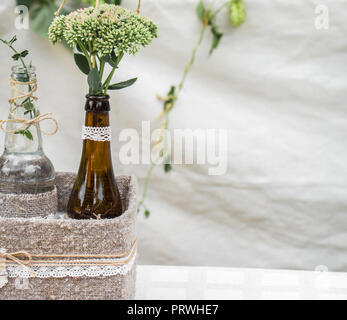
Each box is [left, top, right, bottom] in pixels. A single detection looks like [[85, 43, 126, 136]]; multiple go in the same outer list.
[[0, 174, 137, 300], [0, 187, 57, 218], [0, 0, 346, 271]]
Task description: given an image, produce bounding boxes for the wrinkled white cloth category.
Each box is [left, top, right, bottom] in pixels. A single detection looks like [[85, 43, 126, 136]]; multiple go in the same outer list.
[[0, 0, 346, 271]]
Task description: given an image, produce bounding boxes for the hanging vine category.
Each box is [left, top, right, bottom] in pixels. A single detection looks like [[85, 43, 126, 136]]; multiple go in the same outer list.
[[138, 0, 246, 217]]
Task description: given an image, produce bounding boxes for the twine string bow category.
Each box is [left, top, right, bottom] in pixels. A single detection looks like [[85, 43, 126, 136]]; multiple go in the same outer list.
[[0, 113, 59, 136], [0, 250, 36, 277], [0, 78, 58, 136]]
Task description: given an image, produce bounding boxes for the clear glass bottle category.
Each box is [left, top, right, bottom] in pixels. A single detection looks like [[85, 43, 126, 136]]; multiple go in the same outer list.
[[0, 66, 55, 194]]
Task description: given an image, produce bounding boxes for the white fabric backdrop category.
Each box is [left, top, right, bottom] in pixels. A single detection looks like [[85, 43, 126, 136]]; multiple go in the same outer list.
[[0, 0, 347, 271]]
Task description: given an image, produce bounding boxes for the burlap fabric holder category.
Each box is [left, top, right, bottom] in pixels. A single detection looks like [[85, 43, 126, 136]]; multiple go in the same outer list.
[[0, 188, 58, 219], [0, 173, 137, 300]]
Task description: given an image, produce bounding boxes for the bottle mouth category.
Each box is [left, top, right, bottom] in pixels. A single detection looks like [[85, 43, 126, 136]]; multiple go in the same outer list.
[[86, 94, 110, 101], [85, 94, 111, 112]]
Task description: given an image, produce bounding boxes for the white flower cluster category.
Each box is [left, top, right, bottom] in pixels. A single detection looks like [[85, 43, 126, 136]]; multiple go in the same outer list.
[[48, 4, 158, 56]]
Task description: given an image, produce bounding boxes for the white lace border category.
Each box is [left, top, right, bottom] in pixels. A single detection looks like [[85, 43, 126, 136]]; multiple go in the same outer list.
[[6, 250, 136, 279], [81, 125, 112, 142]]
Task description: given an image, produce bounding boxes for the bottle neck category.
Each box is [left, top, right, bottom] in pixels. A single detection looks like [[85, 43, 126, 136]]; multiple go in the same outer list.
[[4, 66, 42, 154], [82, 95, 113, 171], [84, 110, 110, 128], [84, 94, 111, 136]]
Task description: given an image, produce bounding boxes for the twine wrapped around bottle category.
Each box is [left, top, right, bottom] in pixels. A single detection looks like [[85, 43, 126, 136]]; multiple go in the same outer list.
[[0, 78, 58, 136]]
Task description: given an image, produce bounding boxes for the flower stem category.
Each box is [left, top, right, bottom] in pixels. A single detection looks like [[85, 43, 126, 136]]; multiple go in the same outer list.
[[103, 67, 116, 94], [77, 40, 92, 69], [102, 52, 124, 94]]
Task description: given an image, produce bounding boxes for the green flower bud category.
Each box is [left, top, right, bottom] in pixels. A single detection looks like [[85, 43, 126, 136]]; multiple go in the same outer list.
[[229, 0, 246, 28]]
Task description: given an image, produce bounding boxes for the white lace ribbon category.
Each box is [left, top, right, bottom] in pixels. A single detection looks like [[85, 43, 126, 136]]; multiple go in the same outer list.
[[6, 249, 136, 279], [82, 125, 112, 142], [7, 252, 136, 279]]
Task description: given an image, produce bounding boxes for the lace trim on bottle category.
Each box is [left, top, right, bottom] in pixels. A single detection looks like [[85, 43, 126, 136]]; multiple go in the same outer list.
[[82, 125, 112, 142], [6, 252, 136, 279]]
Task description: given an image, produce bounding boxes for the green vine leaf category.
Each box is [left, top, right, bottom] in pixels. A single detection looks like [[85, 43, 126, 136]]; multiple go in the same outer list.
[[197, 0, 205, 22], [108, 78, 138, 90], [74, 53, 90, 75], [210, 25, 224, 55], [144, 209, 150, 218], [88, 68, 102, 95]]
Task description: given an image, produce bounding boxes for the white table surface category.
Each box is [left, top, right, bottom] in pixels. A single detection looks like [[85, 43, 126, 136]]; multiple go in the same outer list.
[[136, 265, 347, 300]]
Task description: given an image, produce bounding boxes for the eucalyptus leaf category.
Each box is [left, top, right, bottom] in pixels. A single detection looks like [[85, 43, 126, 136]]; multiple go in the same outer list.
[[74, 53, 90, 75], [108, 78, 137, 90], [20, 50, 29, 58], [12, 53, 21, 61]]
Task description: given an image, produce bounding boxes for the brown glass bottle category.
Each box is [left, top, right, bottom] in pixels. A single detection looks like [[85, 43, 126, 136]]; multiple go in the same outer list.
[[67, 95, 123, 219]]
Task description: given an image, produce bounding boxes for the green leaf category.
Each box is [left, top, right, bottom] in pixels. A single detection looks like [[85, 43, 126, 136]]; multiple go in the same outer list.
[[163, 85, 176, 111], [8, 35, 17, 45], [74, 53, 90, 75], [76, 43, 83, 53], [15, 129, 33, 141], [25, 130, 33, 140], [20, 50, 29, 58], [23, 101, 35, 115], [209, 25, 223, 55], [88, 68, 102, 95], [12, 53, 21, 61], [144, 210, 150, 218], [164, 163, 172, 173], [16, 0, 35, 9], [108, 78, 137, 90], [101, 54, 118, 68], [197, 0, 205, 22], [30, 5, 57, 38]]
